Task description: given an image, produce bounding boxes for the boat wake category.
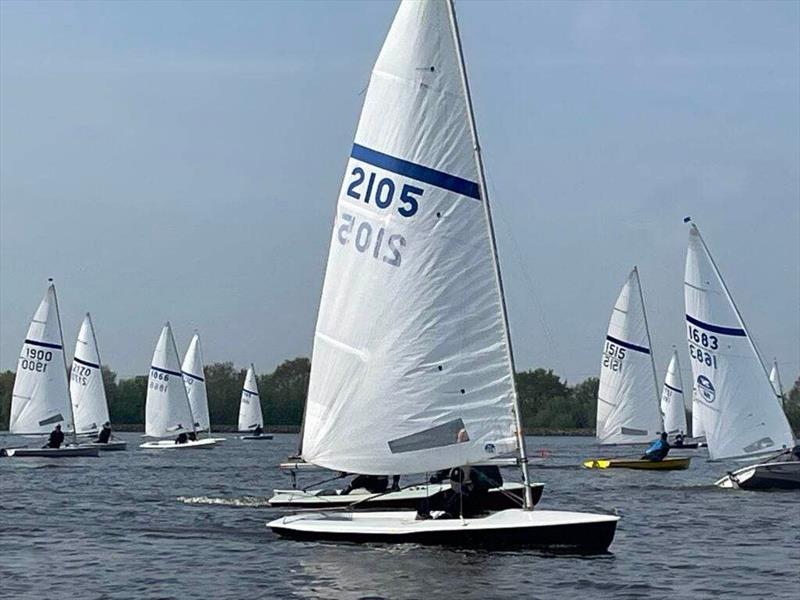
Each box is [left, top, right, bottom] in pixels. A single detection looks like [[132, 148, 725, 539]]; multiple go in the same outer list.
[[177, 495, 272, 508]]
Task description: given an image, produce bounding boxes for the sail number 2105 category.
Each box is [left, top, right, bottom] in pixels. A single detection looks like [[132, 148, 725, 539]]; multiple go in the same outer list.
[[347, 168, 423, 218], [337, 213, 405, 267]]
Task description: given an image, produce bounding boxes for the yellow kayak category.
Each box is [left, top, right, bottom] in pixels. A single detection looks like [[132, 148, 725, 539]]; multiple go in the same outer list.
[[582, 457, 692, 470]]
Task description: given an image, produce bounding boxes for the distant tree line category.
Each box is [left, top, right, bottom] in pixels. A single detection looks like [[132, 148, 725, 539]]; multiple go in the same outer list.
[[1, 360, 799, 435]]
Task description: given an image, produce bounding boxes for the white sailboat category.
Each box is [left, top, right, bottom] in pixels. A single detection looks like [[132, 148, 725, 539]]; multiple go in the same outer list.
[[660, 349, 687, 436], [595, 267, 663, 445], [683, 223, 797, 488], [181, 333, 225, 443], [269, 0, 618, 550], [140, 323, 216, 450], [238, 364, 270, 440], [3, 281, 98, 457], [70, 313, 126, 450]]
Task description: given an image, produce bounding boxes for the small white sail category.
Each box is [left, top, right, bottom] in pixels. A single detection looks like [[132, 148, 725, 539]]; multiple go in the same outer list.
[[181, 334, 210, 432], [299, 0, 518, 475], [684, 224, 793, 460], [70, 313, 110, 434], [238, 364, 263, 432], [769, 360, 785, 402], [10, 283, 74, 434], [660, 350, 687, 435], [145, 323, 195, 438], [596, 267, 663, 445]]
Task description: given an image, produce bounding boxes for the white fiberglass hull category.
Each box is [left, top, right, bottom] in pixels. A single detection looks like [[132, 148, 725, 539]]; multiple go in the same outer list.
[[269, 508, 619, 551], [269, 482, 542, 510], [715, 461, 800, 490], [241, 434, 273, 441], [2, 446, 100, 458], [139, 438, 217, 450]]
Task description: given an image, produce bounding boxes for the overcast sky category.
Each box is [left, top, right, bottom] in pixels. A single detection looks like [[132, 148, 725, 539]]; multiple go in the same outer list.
[[1, 0, 798, 386]]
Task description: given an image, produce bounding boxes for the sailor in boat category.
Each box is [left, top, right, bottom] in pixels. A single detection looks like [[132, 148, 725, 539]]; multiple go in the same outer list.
[[673, 433, 685, 447], [187, 431, 197, 442], [43, 424, 65, 449], [95, 422, 112, 444], [175, 432, 189, 444], [341, 475, 390, 495], [252, 425, 264, 436], [641, 432, 670, 462], [765, 445, 800, 463]]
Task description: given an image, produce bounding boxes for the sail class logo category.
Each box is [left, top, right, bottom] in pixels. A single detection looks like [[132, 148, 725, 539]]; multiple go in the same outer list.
[[697, 375, 716, 403]]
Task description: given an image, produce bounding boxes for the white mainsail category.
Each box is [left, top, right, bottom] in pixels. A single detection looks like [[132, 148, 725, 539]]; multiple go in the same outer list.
[[181, 333, 210, 432], [145, 323, 195, 438], [238, 364, 263, 432], [769, 360, 785, 402], [596, 267, 663, 445], [10, 283, 75, 435], [690, 390, 708, 439], [660, 350, 687, 435], [684, 224, 793, 460], [70, 313, 110, 434], [300, 0, 520, 475]]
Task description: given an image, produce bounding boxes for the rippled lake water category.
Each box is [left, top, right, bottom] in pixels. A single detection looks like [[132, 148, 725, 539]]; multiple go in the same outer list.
[[1, 433, 797, 599]]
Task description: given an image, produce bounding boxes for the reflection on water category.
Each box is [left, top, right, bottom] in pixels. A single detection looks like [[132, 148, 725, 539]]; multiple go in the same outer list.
[[0, 433, 797, 599]]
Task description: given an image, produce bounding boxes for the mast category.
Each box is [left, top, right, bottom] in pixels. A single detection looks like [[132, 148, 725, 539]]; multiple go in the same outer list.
[[50, 278, 78, 445], [446, 0, 534, 510], [634, 266, 662, 429]]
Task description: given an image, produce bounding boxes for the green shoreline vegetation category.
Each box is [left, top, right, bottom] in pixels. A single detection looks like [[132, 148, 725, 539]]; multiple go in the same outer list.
[[1, 357, 798, 434]]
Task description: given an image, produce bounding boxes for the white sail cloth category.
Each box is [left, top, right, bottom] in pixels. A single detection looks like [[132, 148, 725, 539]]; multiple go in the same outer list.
[[300, 0, 518, 475], [684, 224, 793, 460], [145, 323, 195, 438], [238, 364, 263, 431], [70, 313, 110, 434], [596, 268, 663, 445], [660, 350, 687, 435], [182, 334, 210, 432], [10, 284, 74, 434], [769, 361, 785, 401]]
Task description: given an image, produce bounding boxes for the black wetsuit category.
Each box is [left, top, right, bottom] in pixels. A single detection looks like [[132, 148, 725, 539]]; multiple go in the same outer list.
[[341, 475, 389, 495], [97, 427, 112, 444], [253, 426, 264, 436], [175, 433, 188, 444], [46, 429, 65, 449]]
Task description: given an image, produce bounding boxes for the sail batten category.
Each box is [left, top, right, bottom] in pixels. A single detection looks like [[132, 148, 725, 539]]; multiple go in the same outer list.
[[683, 224, 793, 460], [596, 268, 663, 445], [300, 0, 519, 475], [10, 284, 75, 436]]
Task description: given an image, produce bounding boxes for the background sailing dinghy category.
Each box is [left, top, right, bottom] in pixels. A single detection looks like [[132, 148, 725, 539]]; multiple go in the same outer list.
[[238, 364, 272, 440], [660, 349, 687, 439], [182, 333, 226, 443], [269, 0, 619, 551], [3, 282, 98, 458], [140, 323, 216, 450], [683, 223, 798, 490], [583, 457, 691, 471], [70, 313, 126, 451]]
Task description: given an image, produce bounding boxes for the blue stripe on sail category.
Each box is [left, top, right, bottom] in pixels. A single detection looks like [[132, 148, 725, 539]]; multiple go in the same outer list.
[[182, 370, 205, 383], [25, 338, 62, 350], [606, 335, 650, 355], [664, 383, 683, 394], [243, 388, 259, 396], [351, 144, 481, 201], [151, 365, 182, 377], [685, 314, 746, 337], [73, 356, 100, 369]]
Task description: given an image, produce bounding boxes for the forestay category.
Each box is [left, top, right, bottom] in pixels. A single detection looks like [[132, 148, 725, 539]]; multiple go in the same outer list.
[[660, 350, 687, 435], [684, 224, 793, 460], [596, 267, 663, 445], [10, 284, 75, 435], [145, 323, 195, 438], [70, 313, 111, 434], [238, 364, 263, 432], [300, 0, 518, 475], [182, 334, 211, 432]]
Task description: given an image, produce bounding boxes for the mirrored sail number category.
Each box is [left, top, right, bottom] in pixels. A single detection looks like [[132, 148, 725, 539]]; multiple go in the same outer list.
[[346, 167, 423, 218], [337, 213, 405, 267], [602, 341, 625, 372], [20, 347, 53, 373], [687, 325, 719, 369], [149, 369, 170, 393], [72, 365, 93, 386]]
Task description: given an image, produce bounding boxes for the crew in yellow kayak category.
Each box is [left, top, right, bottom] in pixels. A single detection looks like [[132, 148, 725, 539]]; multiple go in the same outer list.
[[641, 432, 670, 462]]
